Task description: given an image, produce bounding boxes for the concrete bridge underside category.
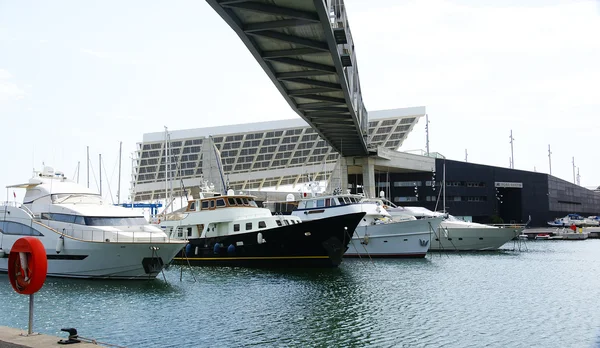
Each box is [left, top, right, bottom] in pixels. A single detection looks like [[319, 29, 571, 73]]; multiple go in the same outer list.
[[206, 0, 369, 156]]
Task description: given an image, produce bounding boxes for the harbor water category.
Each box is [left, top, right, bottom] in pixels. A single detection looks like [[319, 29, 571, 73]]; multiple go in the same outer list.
[[2, 240, 600, 348]]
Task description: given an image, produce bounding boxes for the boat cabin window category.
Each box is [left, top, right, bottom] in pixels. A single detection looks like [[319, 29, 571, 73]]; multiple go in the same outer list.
[[284, 220, 289, 226], [42, 213, 145, 226], [209, 200, 215, 209], [187, 227, 192, 237], [228, 198, 236, 205], [189, 202, 196, 211], [41, 213, 86, 225], [242, 198, 249, 206], [201, 201, 209, 209], [246, 222, 252, 230], [0, 221, 44, 236], [259, 221, 266, 228], [276, 220, 282, 226], [236, 198, 244, 205], [234, 224, 240, 232], [248, 200, 258, 207], [83, 217, 148, 226], [305, 200, 315, 209], [316, 199, 325, 208], [216, 198, 226, 207], [325, 198, 331, 207]]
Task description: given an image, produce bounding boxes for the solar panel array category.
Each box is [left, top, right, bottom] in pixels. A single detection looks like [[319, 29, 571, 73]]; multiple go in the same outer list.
[[132, 115, 419, 201]]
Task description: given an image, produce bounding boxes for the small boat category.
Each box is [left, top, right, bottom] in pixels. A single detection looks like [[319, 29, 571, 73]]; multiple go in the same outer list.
[[547, 214, 599, 227], [1, 166, 187, 279], [535, 233, 551, 240]]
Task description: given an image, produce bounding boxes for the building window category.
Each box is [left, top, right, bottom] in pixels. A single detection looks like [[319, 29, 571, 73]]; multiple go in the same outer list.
[[394, 181, 422, 187], [394, 197, 418, 202]]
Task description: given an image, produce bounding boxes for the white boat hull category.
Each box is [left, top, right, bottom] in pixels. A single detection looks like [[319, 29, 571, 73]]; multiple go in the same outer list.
[[430, 227, 520, 251], [0, 234, 185, 279], [345, 218, 440, 258]]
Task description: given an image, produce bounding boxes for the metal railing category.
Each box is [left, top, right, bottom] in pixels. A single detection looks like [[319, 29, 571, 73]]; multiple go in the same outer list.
[[1, 201, 35, 217], [324, 0, 368, 137], [2, 214, 180, 244]]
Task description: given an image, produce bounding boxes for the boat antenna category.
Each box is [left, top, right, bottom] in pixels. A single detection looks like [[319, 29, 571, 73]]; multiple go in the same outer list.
[[86, 146, 90, 188], [548, 144, 552, 175], [211, 136, 227, 195], [75, 161, 80, 184], [442, 159, 446, 213], [425, 114, 430, 156], [99, 154, 102, 196], [164, 126, 169, 213], [509, 130, 515, 169], [117, 141, 122, 204]]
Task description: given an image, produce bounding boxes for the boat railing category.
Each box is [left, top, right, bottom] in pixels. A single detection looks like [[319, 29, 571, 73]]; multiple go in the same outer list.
[[1, 201, 35, 218], [3, 215, 181, 244], [490, 223, 527, 229]]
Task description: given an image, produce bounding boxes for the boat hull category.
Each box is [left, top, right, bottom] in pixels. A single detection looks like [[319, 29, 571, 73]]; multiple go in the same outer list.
[[344, 218, 441, 258], [172, 212, 365, 268], [0, 237, 185, 279], [430, 227, 520, 251]]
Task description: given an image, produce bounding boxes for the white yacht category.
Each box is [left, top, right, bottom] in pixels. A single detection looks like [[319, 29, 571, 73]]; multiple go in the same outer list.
[[158, 190, 365, 268], [268, 194, 442, 258], [364, 198, 521, 251], [0, 167, 187, 279], [547, 214, 599, 227]]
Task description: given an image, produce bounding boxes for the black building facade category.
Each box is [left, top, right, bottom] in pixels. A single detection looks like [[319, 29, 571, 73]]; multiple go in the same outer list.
[[349, 159, 600, 227]]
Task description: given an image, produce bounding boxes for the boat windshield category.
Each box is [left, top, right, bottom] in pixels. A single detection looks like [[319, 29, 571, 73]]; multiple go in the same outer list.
[[446, 215, 461, 222], [51, 193, 103, 204], [84, 217, 148, 226], [41, 213, 148, 226]]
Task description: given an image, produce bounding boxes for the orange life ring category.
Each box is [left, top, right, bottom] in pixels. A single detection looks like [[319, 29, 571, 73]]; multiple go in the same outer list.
[[8, 237, 48, 295]]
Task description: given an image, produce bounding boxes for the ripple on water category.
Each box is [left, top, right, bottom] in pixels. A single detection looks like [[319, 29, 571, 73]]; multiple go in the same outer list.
[[0, 240, 599, 347]]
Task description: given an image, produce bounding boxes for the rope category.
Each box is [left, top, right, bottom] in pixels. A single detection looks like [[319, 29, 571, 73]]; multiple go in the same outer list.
[[352, 225, 373, 263], [77, 335, 126, 348]]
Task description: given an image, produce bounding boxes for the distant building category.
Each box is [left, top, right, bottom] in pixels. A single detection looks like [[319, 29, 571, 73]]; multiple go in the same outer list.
[[366, 159, 600, 227], [132, 107, 425, 201], [132, 106, 600, 227]]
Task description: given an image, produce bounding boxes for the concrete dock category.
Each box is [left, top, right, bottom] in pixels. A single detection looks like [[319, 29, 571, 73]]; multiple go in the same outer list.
[[0, 326, 100, 347], [522, 227, 600, 239]]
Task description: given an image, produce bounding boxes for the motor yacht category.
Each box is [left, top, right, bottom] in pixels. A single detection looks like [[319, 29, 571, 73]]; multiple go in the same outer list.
[[547, 214, 599, 227], [0, 166, 187, 279], [363, 198, 521, 251], [159, 190, 364, 268], [266, 194, 442, 258]]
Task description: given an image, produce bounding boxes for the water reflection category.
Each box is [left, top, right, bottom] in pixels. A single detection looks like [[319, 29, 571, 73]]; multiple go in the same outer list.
[[0, 241, 599, 347]]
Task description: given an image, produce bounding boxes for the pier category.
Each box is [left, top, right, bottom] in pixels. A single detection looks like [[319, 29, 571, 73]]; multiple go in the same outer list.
[[0, 327, 98, 347]]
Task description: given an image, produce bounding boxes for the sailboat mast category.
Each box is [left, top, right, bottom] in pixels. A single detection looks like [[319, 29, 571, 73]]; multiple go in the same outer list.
[[76, 161, 80, 184], [164, 126, 169, 213], [87, 146, 90, 188], [443, 160, 446, 213], [99, 154, 102, 196], [117, 141, 122, 204]]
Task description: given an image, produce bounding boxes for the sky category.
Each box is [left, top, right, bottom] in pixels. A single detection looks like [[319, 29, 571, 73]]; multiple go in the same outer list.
[[0, 0, 599, 203]]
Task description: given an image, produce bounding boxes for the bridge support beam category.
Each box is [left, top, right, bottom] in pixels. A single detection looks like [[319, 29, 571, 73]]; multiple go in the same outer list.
[[361, 157, 376, 199]]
